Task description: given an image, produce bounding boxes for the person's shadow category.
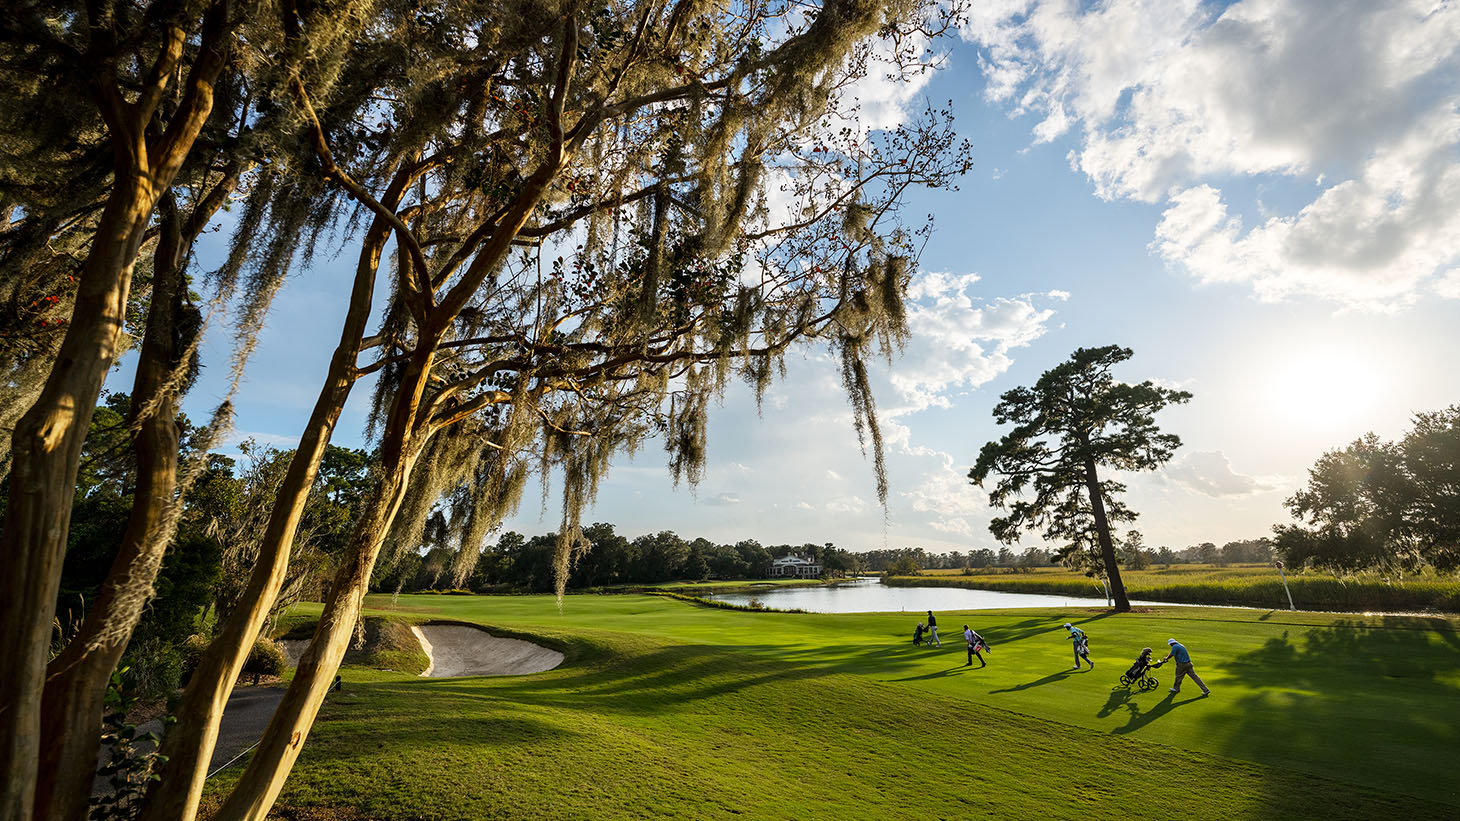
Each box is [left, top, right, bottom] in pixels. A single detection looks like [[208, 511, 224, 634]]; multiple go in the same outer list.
[[989, 669, 1076, 694], [1110, 689, 1205, 734], [890, 662, 973, 682]]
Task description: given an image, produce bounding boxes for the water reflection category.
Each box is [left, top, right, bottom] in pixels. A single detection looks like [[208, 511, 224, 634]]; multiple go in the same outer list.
[[706, 578, 1190, 614]]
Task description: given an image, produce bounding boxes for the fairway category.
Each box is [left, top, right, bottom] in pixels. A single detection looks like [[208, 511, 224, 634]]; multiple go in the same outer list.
[[224, 595, 1460, 819]]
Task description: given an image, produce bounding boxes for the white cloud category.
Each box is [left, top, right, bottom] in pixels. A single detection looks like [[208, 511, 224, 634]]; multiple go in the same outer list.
[[703, 493, 742, 506], [889, 271, 1062, 410], [1162, 450, 1272, 498], [1437, 269, 1460, 299], [825, 469, 843, 481], [825, 496, 869, 513], [965, 0, 1460, 310], [899, 449, 989, 538], [1153, 111, 1460, 308]]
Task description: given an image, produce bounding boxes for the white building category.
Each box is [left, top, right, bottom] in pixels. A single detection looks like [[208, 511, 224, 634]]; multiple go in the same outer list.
[[770, 554, 822, 578]]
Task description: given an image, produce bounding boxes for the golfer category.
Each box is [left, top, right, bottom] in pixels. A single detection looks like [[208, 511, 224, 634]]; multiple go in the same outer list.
[[926, 610, 941, 647], [1063, 622, 1093, 670], [963, 624, 989, 668], [1161, 638, 1211, 696]]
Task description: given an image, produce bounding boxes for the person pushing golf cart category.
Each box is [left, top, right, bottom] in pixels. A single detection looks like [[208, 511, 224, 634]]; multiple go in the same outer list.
[[1161, 638, 1211, 696]]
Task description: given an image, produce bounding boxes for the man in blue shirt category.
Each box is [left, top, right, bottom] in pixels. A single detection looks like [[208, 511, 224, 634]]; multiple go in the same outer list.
[[1161, 638, 1210, 696]]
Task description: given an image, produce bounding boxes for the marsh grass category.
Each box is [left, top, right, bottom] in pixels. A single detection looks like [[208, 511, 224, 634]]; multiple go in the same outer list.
[[897, 564, 1460, 611]]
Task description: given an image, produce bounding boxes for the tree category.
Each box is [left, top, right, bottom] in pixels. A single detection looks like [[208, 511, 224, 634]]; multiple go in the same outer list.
[[1121, 530, 1152, 570], [0, 4, 237, 811], [736, 540, 773, 578], [682, 547, 710, 582], [884, 554, 921, 577], [969, 345, 1191, 612], [1220, 538, 1272, 565], [1274, 407, 1460, 574]]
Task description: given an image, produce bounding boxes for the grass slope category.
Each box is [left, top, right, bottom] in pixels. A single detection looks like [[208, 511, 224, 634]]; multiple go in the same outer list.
[[215, 595, 1460, 819]]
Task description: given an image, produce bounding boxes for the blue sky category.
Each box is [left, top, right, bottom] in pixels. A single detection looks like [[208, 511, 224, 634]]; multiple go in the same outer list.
[[156, 0, 1460, 556]]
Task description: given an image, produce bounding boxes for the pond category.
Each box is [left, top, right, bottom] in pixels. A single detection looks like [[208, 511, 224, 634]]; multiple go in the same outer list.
[[704, 577, 1195, 614]]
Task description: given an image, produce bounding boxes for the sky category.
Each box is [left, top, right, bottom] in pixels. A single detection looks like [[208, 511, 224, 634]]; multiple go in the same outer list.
[[156, 0, 1460, 556]]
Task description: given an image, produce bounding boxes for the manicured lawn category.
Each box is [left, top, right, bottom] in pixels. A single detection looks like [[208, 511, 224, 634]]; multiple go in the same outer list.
[[218, 595, 1460, 819]]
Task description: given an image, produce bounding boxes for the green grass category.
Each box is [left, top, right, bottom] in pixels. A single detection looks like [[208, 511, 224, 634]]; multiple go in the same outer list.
[[897, 564, 1460, 611], [214, 595, 1460, 819]]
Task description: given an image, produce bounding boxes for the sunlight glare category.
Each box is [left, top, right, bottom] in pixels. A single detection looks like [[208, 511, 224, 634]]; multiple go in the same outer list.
[[1259, 340, 1390, 435]]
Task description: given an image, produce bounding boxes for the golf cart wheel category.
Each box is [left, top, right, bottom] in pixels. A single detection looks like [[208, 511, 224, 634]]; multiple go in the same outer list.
[[1118, 675, 1133, 687], [1140, 677, 1158, 691]]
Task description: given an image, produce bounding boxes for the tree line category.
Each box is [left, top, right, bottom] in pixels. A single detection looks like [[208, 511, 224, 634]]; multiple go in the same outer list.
[[376, 527, 869, 592]]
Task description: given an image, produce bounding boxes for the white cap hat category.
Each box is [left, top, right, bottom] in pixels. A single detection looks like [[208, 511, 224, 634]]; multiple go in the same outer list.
[[1062, 623, 1072, 629], [1167, 638, 1178, 645]]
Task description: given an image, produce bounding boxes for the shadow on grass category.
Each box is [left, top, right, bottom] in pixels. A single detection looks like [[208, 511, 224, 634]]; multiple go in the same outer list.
[[1107, 689, 1205, 734], [1209, 619, 1460, 809], [892, 664, 977, 682], [987, 669, 1077, 694], [965, 612, 1118, 648]]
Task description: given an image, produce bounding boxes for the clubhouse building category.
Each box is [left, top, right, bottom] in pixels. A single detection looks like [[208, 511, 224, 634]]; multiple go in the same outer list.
[[769, 554, 822, 578]]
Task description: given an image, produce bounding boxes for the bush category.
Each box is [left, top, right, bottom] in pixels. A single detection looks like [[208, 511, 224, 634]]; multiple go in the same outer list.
[[121, 636, 188, 703], [242, 637, 287, 681]]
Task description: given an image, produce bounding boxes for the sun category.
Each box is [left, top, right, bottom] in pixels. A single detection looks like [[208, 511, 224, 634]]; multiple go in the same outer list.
[[1259, 340, 1389, 435]]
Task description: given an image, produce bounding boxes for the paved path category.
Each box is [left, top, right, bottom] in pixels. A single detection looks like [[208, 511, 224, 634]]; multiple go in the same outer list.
[[195, 685, 287, 773], [96, 685, 287, 797]]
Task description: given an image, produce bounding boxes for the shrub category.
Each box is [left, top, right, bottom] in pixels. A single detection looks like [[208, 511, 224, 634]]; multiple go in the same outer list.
[[243, 637, 287, 682], [121, 636, 188, 703]]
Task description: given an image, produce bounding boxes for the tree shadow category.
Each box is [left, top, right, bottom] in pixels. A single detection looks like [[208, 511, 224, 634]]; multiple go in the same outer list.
[[1210, 619, 1460, 809], [969, 612, 1118, 648]]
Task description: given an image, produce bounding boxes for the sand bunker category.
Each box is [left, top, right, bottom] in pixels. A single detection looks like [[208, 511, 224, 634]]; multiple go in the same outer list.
[[279, 624, 562, 677], [411, 624, 564, 678]]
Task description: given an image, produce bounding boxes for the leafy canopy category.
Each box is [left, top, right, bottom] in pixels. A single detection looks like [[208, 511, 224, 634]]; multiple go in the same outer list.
[[1275, 406, 1460, 574], [968, 345, 1191, 553]]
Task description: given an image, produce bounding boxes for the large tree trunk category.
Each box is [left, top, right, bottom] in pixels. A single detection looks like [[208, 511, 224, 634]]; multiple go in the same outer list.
[[0, 177, 156, 819], [209, 412, 428, 820], [1083, 456, 1131, 612], [0, 5, 230, 813], [33, 195, 192, 821], [139, 172, 409, 821]]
